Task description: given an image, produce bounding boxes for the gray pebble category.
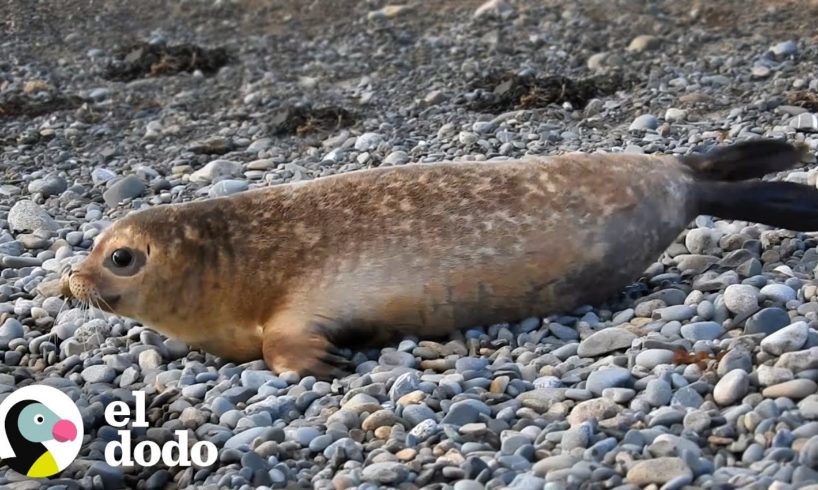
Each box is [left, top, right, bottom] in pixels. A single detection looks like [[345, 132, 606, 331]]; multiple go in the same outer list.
[[577, 327, 636, 357], [723, 284, 760, 315], [745, 307, 791, 336], [82, 365, 117, 384], [208, 179, 248, 198], [103, 175, 146, 206], [586, 367, 631, 395], [8, 200, 59, 232], [680, 321, 725, 341], [713, 369, 749, 405], [761, 321, 809, 355], [629, 114, 659, 131]]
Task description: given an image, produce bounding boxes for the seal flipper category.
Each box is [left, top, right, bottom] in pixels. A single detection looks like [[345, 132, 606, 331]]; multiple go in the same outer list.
[[682, 139, 807, 181], [686, 139, 818, 232], [261, 310, 352, 379], [696, 180, 818, 232]]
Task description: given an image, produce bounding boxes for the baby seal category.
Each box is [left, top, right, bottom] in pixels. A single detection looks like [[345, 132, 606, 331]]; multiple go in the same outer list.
[[61, 140, 817, 376]]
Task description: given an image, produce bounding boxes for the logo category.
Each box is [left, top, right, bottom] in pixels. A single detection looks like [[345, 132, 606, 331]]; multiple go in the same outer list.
[[0, 385, 83, 478], [104, 391, 217, 468]]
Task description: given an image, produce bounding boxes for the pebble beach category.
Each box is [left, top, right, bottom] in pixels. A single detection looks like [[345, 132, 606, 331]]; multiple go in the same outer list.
[[3, 0, 818, 488]]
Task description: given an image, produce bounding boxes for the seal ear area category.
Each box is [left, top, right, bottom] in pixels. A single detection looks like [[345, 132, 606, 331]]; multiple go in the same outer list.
[[681, 139, 807, 181], [696, 180, 818, 232]]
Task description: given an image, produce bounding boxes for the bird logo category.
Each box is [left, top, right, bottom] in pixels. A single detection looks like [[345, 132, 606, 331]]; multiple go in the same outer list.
[[0, 385, 83, 478]]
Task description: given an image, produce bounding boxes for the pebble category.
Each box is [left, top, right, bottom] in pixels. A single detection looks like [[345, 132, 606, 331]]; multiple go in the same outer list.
[[790, 113, 818, 132], [746, 307, 791, 336], [209, 179, 248, 197], [680, 321, 725, 341], [645, 378, 673, 406], [761, 321, 809, 355], [473, 0, 514, 18], [762, 379, 817, 400], [760, 284, 797, 303], [354, 133, 383, 151], [442, 399, 490, 426], [586, 367, 631, 395], [8, 200, 59, 232], [664, 108, 687, 122], [627, 35, 661, 52], [635, 349, 675, 369], [576, 327, 636, 357], [714, 369, 750, 405], [28, 175, 67, 197], [752, 64, 772, 79], [82, 365, 117, 384], [190, 160, 243, 184], [771, 40, 798, 57], [139, 349, 163, 370], [103, 175, 146, 206], [361, 462, 407, 484], [626, 457, 692, 485], [723, 284, 760, 316], [629, 114, 659, 131], [384, 151, 409, 165]]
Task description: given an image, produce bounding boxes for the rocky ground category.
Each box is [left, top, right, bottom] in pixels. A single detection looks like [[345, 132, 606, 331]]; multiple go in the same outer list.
[[3, 0, 818, 488]]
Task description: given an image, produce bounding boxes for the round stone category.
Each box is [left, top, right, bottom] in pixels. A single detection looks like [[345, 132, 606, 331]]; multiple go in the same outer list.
[[745, 307, 791, 336], [627, 35, 661, 52], [626, 457, 691, 485], [760, 321, 809, 356], [8, 200, 59, 232], [713, 369, 749, 406], [577, 327, 636, 357], [680, 321, 725, 341], [760, 284, 797, 304], [586, 367, 631, 395], [761, 379, 817, 400], [723, 285, 760, 316], [629, 114, 659, 131], [103, 175, 146, 206]]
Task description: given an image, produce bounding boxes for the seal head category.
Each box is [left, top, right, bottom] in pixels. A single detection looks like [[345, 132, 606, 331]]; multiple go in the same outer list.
[[67, 222, 149, 316], [64, 204, 267, 363]]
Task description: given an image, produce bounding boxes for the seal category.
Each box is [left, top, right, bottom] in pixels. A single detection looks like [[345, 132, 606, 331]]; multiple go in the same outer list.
[[58, 139, 817, 376]]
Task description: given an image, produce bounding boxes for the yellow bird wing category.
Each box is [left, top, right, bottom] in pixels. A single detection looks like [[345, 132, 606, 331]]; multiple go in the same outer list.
[[27, 451, 59, 478]]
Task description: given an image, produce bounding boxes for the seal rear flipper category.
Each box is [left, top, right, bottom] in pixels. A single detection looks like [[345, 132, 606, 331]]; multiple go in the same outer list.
[[697, 180, 818, 232], [682, 140, 807, 181]]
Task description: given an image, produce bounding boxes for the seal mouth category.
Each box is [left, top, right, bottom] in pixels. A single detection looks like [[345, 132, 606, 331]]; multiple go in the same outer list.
[[97, 294, 121, 312]]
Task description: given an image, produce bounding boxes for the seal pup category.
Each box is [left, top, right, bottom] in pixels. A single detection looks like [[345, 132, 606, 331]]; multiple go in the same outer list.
[[59, 140, 817, 376]]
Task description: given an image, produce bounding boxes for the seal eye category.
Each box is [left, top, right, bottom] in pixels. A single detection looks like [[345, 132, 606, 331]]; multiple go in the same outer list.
[[111, 249, 133, 268], [34, 414, 44, 425]]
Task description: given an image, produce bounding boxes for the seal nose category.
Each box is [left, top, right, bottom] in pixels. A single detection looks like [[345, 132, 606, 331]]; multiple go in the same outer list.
[[52, 419, 77, 442]]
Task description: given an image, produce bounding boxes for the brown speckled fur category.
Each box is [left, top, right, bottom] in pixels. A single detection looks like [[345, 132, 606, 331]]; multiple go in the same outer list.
[[66, 153, 699, 375]]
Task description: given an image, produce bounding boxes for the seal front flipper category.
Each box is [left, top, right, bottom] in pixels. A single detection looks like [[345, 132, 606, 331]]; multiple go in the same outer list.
[[261, 311, 351, 379]]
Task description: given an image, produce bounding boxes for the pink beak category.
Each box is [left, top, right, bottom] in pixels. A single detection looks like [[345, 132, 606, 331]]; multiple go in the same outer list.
[[52, 419, 77, 442]]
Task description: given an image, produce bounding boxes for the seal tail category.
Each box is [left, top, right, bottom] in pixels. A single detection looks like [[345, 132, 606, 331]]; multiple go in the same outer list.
[[696, 180, 818, 232], [688, 140, 818, 232], [682, 139, 807, 181]]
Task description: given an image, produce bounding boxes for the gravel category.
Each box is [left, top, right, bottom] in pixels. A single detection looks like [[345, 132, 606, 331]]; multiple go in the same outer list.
[[4, 0, 818, 488]]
